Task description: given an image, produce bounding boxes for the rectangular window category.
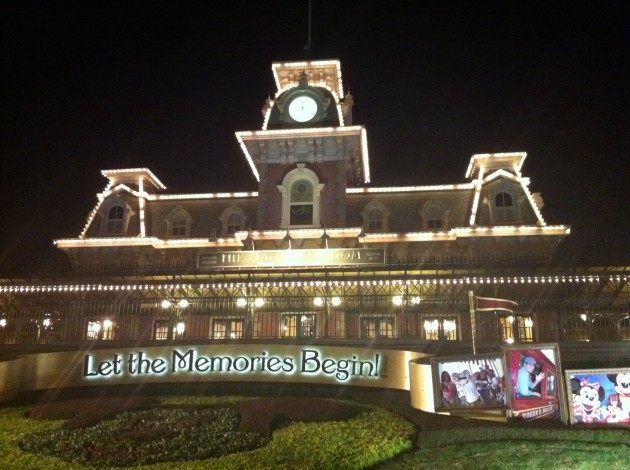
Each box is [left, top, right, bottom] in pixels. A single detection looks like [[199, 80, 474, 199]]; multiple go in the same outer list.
[[360, 317, 394, 338], [368, 219, 383, 230], [427, 218, 442, 229], [212, 319, 244, 339], [499, 316, 514, 342], [563, 314, 590, 341], [86, 319, 115, 340], [290, 205, 313, 225], [423, 317, 457, 340], [86, 320, 101, 340], [500, 315, 534, 343], [153, 320, 170, 340], [172, 224, 187, 236], [282, 314, 315, 338], [516, 316, 534, 342]]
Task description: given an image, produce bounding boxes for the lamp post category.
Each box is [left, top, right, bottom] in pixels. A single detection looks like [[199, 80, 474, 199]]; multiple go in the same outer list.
[[236, 294, 264, 338], [392, 292, 421, 337], [161, 298, 189, 340], [314, 293, 341, 338], [357, 227, 366, 248]]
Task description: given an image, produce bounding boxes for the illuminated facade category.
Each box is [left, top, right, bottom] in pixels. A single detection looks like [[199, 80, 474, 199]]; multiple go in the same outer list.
[[1, 59, 629, 367]]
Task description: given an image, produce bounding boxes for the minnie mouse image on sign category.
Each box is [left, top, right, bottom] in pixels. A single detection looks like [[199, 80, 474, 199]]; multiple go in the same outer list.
[[571, 378, 604, 423], [607, 372, 630, 413]]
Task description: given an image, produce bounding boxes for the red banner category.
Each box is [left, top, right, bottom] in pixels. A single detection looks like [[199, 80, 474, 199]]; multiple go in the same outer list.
[[475, 296, 518, 312]]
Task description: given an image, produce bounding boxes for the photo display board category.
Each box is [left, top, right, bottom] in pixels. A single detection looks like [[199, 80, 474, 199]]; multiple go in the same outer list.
[[504, 343, 565, 422], [566, 368, 630, 425], [432, 354, 507, 411]]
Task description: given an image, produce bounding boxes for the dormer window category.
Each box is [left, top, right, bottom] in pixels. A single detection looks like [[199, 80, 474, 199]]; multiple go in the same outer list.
[[172, 215, 187, 236], [368, 208, 383, 230], [165, 207, 192, 238], [107, 206, 124, 233], [361, 201, 389, 231], [421, 200, 448, 230], [277, 164, 324, 228], [495, 192, 514, 222], [425, 206, 443, 229], [227, 213, 241, 234], [99, 197, 135, 236], [220, 206, 246, 235]]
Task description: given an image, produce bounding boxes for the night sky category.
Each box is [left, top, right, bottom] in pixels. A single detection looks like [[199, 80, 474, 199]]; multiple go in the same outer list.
[[1, 1, 629, 277]]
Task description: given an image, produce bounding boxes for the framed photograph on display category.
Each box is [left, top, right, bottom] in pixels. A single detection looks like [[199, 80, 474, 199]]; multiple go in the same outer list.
[[504, 343, 566, 422], [566, 368, 630, 425], [431, 354, 507, 411]]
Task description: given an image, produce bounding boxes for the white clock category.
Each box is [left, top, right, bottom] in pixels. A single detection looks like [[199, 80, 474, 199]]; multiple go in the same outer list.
[[288, 95, 318, 122]]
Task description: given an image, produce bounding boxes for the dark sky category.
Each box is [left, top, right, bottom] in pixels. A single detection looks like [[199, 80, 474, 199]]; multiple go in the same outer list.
[[1, 1, 629, 276]]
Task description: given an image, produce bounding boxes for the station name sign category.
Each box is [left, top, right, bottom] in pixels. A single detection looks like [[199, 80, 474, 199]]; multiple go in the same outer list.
[[198, 248, 385, 269]]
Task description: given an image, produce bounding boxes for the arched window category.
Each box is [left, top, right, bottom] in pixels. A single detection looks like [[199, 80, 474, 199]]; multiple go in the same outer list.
[[172, 214, 187, 236], [421, 200, 448, 230], [425, 205, 442, 229], [361, 202, 389, 231], [290, 180, 314, 225], [227, 212, 242, 234], [99, 197, 135, 235], [107, 206, 124, 233], [277, 164, 324, 228], [494, 191, 515, 223], [165, 207, 192, 238], [220, 206, 246, 235], [368, 208, 383, 230]]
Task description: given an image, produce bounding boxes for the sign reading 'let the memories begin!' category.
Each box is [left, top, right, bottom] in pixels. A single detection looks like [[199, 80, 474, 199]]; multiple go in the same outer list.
[[83, 348, 381, 383]]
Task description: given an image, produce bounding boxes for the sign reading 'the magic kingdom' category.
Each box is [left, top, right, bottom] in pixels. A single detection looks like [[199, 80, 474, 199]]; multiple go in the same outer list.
[[198, 248, 385, 269]]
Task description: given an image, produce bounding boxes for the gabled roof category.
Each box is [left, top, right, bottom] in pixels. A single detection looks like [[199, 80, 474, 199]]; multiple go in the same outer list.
[[101, 168, 166, 191], [465, 152, 527, 179]]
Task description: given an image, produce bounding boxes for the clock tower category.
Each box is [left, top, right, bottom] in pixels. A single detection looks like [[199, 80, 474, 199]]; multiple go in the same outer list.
[[236, 60, 370, 231]]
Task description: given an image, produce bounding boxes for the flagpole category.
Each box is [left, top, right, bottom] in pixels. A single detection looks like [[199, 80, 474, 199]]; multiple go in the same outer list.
[[468, 290, 477, 355]]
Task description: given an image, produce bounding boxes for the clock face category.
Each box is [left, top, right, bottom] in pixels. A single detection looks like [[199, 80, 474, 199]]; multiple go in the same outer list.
[[288, 96, 318, 122]]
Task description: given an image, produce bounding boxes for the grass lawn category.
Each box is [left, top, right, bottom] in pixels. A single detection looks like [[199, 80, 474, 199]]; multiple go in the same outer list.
[[375, 425, 630, 469]]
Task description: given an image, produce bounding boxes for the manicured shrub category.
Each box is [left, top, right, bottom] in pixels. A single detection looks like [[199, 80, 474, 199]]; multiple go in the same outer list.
[[19, 407, 268, 467]]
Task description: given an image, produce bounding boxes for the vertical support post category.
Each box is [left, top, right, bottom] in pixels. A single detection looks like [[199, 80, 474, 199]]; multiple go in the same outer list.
[[468, 290, 477, 355]]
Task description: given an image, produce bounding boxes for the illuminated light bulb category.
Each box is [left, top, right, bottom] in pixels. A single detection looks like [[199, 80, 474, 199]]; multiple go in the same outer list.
[[392, 295, 403, 306], [177, 299, 189, 309], [331, 297, 341, 306], [161, 300, 172, 309], [236, 298, 247, 307], [505, 337, 514, 344], [313, 297, 324, 307], [254, 298, 264, 307], [176, 322, 185, 334]]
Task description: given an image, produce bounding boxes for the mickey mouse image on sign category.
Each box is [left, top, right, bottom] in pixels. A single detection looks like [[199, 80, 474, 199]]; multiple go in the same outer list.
[[571, 378, 604, 423]]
